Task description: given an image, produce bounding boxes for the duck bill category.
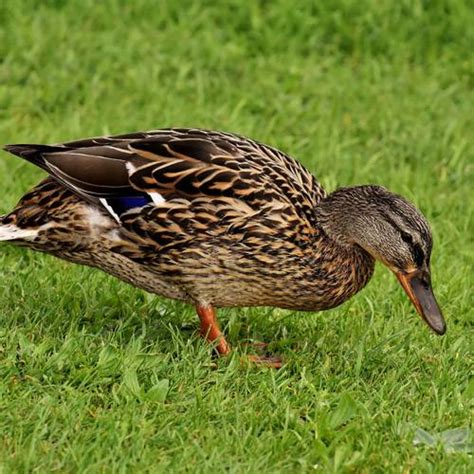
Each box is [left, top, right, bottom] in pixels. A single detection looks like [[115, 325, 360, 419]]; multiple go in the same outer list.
[[395, 270, 446, 335]]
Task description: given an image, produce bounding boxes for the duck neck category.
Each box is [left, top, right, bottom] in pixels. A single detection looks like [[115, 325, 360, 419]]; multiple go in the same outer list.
[[305, 187, 379, 308], [314, 185, 385, 253], [300, 228, 375, 311]]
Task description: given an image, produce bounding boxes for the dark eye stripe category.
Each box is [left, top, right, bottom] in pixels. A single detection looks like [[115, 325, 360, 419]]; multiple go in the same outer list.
[[412, 243, 424, 267], [380, 210, 428, 267], [401, 232, 425, 266]]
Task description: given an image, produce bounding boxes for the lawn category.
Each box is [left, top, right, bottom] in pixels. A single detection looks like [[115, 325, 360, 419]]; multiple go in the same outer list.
[[0, 0, 472, 472]]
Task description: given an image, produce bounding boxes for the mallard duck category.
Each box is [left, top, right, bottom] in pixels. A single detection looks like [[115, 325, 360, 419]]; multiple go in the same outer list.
[[1, 128, 446, 364]]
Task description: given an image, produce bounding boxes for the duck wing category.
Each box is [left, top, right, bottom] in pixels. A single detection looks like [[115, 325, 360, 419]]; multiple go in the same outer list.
[[4, 129, 326, 228]]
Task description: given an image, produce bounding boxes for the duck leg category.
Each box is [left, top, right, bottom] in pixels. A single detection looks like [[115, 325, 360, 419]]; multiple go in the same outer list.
[[196, 305, 282, 368], [196, 304, 231, 355]]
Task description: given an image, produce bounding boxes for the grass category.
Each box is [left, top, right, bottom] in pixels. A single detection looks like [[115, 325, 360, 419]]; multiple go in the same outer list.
[[0, 0, 472, 472]]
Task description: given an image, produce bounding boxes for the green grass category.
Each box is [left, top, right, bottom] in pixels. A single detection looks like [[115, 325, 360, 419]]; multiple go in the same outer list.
[[0, 0, 473, 472]]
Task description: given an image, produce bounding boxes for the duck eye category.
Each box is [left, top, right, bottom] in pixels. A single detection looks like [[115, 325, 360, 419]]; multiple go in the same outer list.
[[400, 231, 413, 245]]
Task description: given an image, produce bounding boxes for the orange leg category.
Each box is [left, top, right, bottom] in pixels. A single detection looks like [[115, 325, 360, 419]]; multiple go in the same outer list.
[[196, 304, 231, 356], [195, 305, 283, 368]]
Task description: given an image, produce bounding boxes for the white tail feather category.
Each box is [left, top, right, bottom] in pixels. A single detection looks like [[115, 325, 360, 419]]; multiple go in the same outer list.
[[0, 224, 38, 241]]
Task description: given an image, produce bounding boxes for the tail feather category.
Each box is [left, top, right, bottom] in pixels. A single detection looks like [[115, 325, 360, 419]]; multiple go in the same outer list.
[[0, 223, 38, 241]]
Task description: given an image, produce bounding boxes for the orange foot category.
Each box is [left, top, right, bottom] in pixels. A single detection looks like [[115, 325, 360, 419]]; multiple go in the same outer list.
[[195, 305, 283, 368], [246, 354, 283, 369]]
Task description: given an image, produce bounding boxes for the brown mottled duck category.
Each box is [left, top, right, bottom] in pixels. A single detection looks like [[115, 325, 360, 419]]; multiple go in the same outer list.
[[0, 129, 446, 365]]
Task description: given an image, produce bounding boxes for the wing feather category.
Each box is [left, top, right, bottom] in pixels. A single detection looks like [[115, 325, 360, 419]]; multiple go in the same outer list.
[[4, 129, 326, 228]]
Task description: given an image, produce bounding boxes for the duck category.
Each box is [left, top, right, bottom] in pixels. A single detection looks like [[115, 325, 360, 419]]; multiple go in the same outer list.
[[0, 128, 446, 365]]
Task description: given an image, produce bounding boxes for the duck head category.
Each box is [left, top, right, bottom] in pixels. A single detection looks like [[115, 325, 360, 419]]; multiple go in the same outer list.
[[317, 185, 446, 335]]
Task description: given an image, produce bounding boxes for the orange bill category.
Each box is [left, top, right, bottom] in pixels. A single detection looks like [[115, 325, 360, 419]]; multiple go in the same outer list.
[[395, 270, 446, 335]]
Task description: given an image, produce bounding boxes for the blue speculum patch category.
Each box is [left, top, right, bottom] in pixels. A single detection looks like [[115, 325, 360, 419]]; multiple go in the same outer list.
[[106, 195, 152, 215]]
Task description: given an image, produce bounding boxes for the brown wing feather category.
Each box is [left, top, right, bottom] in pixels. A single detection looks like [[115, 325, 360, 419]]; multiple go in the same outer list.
[[4, 128, 326, 226], [125, 131, 326, 227]]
